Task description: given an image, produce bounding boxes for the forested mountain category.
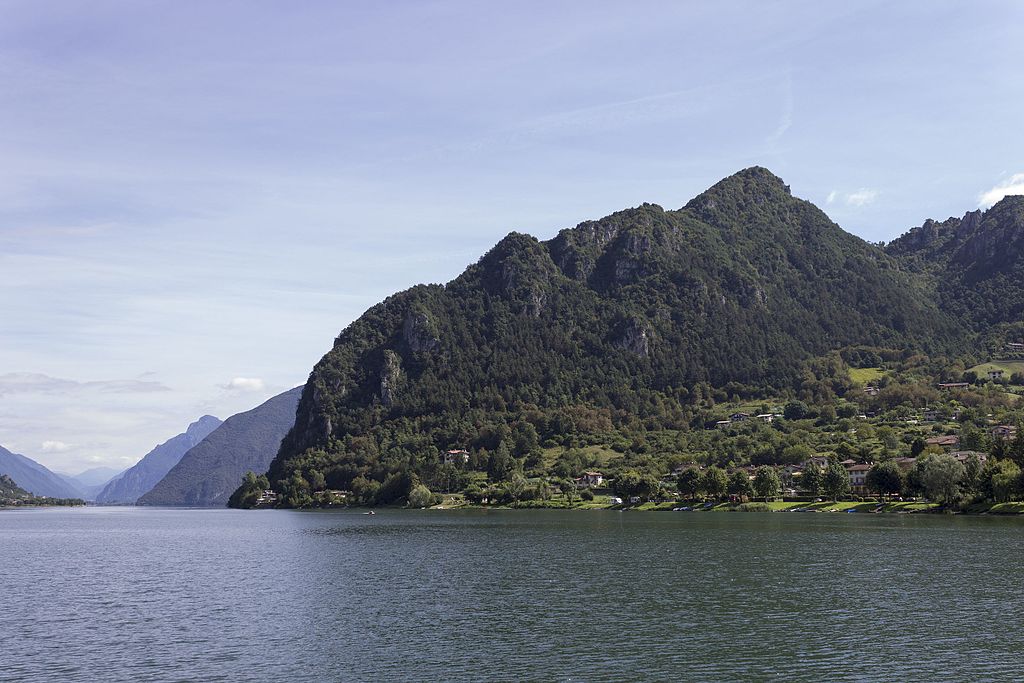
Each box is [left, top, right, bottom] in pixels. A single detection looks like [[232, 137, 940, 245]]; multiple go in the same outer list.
[[138, 388, 301, 507], [245, 167, 982, 507], [0, 445, 84, 499], [886, 195, 1024, 330], [1, 474, 31, 500], [96, 416, 221, 504]]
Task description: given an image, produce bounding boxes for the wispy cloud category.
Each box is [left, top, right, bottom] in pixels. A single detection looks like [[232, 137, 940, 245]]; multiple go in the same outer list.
[[0, 373, 171, 396], [824, 188, 877, 207], [222, 377, 265, 392], [979, 173, 1024, 208], [41, 440, 70, 452], [845, 189, 878, 207]]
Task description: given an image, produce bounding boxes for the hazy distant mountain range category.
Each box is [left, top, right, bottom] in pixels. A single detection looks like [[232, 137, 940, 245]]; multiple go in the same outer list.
[[0, 445, 85, 499], [139, 387, 302, 507], [95, 416, 222, 504]]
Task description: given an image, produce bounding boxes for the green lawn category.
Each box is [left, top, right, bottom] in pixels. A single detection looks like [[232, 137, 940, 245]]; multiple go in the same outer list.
[[539, 444, 624, 470], [849, 367, 885, 384], [969, 361, 1024, 380]]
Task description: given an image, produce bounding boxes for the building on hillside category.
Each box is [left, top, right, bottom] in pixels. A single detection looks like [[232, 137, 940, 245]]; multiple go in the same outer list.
[[578, 471, 604, 488], [756, 413, 774, 423], [988, 369, 1005, 380], [894, 457, 918, 472], [805, 455, 831, 471], [846, 463, 871, 494], [863, 386, 879, 396], [937, 382, 970, 390], [256, 490, 278, 506], [991, 425, 1018, 440], [730, 412, 750, 422], [443, 449, 470, 466], [949, 451, 987, 466], [925, 435, 960, 449], [715, 420, 732, 430], [922, 409, 941, 422]]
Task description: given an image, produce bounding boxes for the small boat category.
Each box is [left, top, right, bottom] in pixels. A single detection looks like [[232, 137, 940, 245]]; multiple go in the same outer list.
[[364, 510, 376, 516]]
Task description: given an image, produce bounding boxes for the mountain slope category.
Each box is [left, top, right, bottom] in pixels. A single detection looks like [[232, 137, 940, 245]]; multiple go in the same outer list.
[[0, 473, 32, 501], [248, 167, 969, 507], [0, 446, 84, 499], [139, 388, 302, 507], [96, 415, 221, 504], [887, 195, 1024, 329]]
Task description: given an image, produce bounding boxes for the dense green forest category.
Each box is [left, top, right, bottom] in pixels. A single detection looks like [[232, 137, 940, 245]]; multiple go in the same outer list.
[[231, 168, 1024, 510]]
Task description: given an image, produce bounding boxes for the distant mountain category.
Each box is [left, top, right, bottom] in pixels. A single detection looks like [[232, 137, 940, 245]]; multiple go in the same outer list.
[[139, 388, 302, 507], [243, 167, 972, 507], [70, 466, 123, 487], [95, 415, 221, 504], [56, 467, 125, 501], [0, 445, 84, 499]]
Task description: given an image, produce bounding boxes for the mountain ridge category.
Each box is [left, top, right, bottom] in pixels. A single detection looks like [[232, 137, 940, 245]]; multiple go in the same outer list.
[[243, 166, 1001, 507], [96, 415, 222, 504], [139, 388, 302, 507]]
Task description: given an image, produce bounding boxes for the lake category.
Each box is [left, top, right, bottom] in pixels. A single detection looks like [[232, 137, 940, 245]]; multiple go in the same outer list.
[[2, 507, 1023, 682]]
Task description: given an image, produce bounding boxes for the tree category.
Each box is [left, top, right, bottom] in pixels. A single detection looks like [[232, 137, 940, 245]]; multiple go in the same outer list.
[[990, 459, 1021, 503], [919, 454, 966, 505], [511, 421, 540, 457], [487, 442, 514, 481], [408, 484, 433, 508], [753, 466, 782, 502], [559, 478, 579, 505], [1008, 431, 1024, 467], [613, 470, 642, 500], [505, 473, 528, 503], [801, 460, 823, 496], [962, 453, 982, 499], [865, 461, 904, 500], [780, 444, 813, 466], [728, 470, 754, 499], [783, 401, 809, 420], [700, 466, 728, 500], [823, 462, 850, 501], [676, 467, 702, 500]]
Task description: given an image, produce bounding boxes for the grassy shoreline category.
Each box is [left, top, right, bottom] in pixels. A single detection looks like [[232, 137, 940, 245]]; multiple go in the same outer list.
[[421, 498, 1024, 515]]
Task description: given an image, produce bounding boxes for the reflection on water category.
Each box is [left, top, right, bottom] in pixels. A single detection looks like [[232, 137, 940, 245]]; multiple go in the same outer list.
[[2, 507, 1023, 681]]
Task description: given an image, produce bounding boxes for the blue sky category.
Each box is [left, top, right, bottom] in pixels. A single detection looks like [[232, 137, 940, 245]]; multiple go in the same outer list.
[[2, 0, 1022, 473]]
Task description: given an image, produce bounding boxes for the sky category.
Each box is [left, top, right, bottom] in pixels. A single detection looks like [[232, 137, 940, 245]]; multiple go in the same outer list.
[[1, 0, 1022, 474]]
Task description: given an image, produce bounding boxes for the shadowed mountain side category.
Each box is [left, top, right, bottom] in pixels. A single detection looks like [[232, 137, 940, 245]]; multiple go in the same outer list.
[[0, 446, 83, 499], [139, 387, 302, 507], [96, 416, 222, 504]]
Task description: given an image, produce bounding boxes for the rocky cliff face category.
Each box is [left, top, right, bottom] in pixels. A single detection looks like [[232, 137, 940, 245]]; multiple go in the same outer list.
[[887, 195, 1024, 327]]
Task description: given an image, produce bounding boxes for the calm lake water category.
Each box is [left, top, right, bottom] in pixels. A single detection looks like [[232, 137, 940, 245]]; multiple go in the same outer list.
[[2, 507, 1023, 682]]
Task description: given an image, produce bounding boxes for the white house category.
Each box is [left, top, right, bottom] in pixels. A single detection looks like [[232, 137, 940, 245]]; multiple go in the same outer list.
[[443, 449, 470, 466]]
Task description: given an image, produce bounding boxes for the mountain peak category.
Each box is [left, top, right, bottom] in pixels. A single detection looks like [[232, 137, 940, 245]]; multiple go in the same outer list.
[[683, 166, 792, 216], [187, 415, 221, 433]]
